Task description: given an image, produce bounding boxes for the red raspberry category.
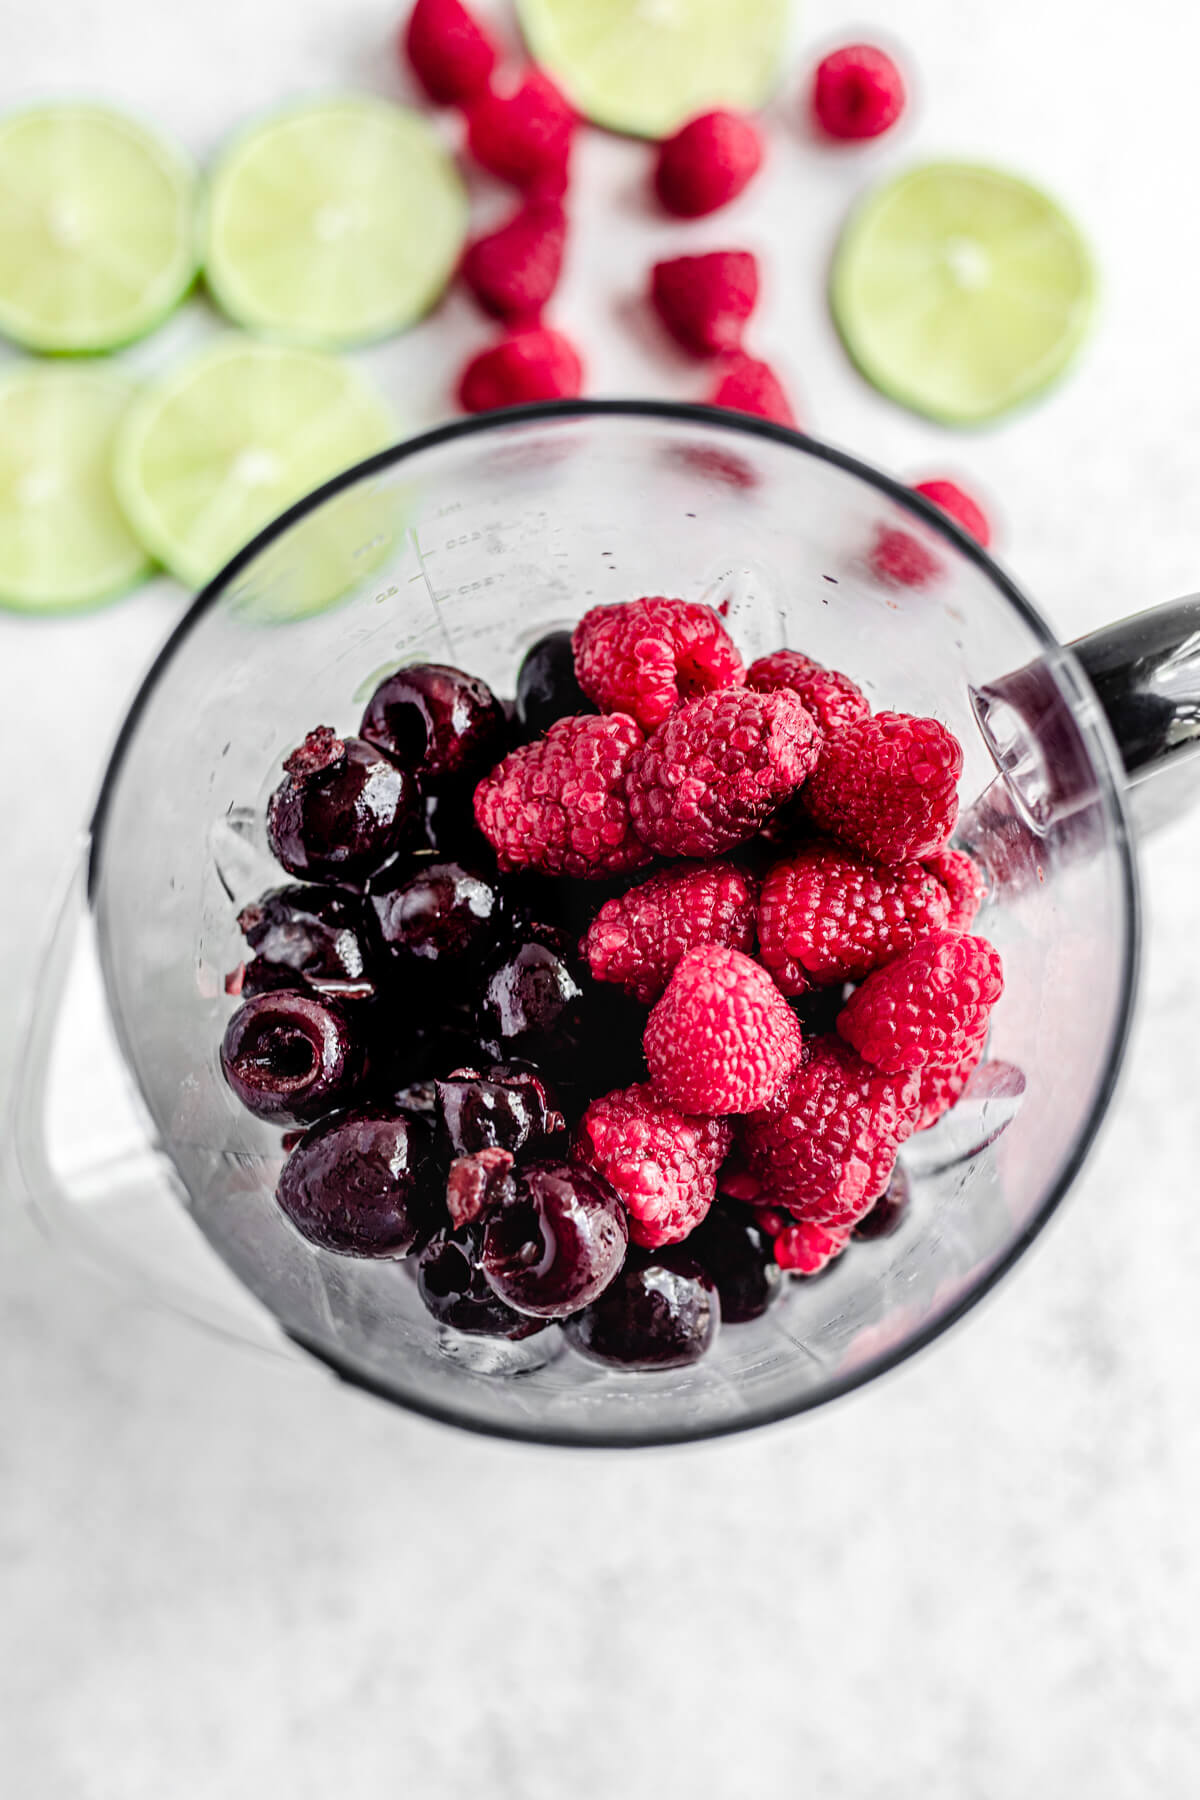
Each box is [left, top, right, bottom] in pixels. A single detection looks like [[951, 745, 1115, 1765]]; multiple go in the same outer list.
[[869, 525, 942, 589], [749, 1204, 789, 1237], [774, 1217, 853, 1274], [757, 843, 951, 994], [708, 355, 796, 426], [651, 251, 759, 357], [572, 595, 744, 733], [466, 69, 575, 196], [812, 44, 906, 140], [738, 1034, 917, 1223], [626, 687, 820, 859], [911, 1033, 987, 1132], [403, 0, 497, 106], [803, 711, 963, 863], [644, 945, 804, 1115], [581, 860, 757, 1004], [575, 1082, 731, 1248], [837, 931, 1004, 1074], [912, 479, 991, 548], [746, 650, 870, 737], [457, 327, 583, 412], [654, 110, 764, 218], [461, 198, 566, 324], [473, 712, 651, 879], [924, 846, 986, 931]]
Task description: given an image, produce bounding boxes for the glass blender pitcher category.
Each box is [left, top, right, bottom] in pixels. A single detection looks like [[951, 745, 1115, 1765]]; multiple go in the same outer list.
[[11, 402, 1199, 1447]]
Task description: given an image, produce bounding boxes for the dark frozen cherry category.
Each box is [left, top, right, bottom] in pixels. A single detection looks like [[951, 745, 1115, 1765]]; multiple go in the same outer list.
[[854, 1164, 911, 1240], [478, 937, 586, 1063], [371, 857, 499, 969], [422, 785, 493, 862], [238, 884, 379, 985], [479, 1159, 628, 1319], [416, 1227, 549, 1340], [220, 990, 366, 1124], [266, 727, 419, 884], [275, 1106, 440, 1257], [446, 1146, 516, 1229], [436, 1063, 563, 1158], [563, 1247, 719, 1370], [687, 1203, 781, 1324], [515, 629, 594, 737], [360, 662, 504, 785]]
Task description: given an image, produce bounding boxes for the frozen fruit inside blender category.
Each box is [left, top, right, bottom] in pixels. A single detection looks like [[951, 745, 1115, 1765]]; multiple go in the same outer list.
[[360, 662, 506, 785], [267, 727, 419, 883], [370, 855, 501, 971], [478, 1159, 629, 1318], [219, 611, 1007, 1373]]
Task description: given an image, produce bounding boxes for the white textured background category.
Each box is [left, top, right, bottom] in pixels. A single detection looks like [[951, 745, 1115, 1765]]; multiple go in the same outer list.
[[4, 1, 1200, 1794]]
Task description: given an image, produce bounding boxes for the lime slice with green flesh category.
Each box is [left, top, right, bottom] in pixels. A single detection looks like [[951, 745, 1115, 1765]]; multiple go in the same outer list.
[[0, 104, 198, 353], [0, 364, 151, 613], [830, 162, 1096, 427], [517, 0, 791, 139], [112, 336, 395, 590], [203, 97, 468, 347]]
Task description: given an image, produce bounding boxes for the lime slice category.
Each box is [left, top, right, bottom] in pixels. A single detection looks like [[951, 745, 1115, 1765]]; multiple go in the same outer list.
[[0, 364, 151, 613], [203, 96, 468, 347], [517, 0, 790, 139], [0, 103, 198, 353], [830, 162, 1096, 427], [112, 336, 395, 589]]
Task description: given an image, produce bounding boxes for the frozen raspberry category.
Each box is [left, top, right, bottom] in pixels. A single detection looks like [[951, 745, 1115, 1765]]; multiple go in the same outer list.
[[912, 479, 991, 548], [757, 842, 951, 994], [457, 327, 583, 413], [911, 1033, 988, 1132], [572, 595, 744, 733], [774, 1218, 853, 1274], [575, 1082, 732, 1248], [627, 687, 820, 859], [812, 44, 906, 140], [461, 198, 566, 324], [651, 251, 759, 357], [924, 846, 986, 931], [644, 945, 803, 1116], [746, 650, 870, 737], [738, 1034, 917, 1223], [803, 711, 963, 863], [581, 861, 757, 1003], [837, 931, 1004, 1075], [466, 69, 575, 196], [403, 0, 497, 106], [473, 713, 651, 879], [869, 526, 942, 589], [654, 110, 764, 217], [708, 355, 796, 426]]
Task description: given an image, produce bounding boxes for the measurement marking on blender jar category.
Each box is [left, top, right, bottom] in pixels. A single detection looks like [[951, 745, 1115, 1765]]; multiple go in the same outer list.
[[408, 526, 459, 659]]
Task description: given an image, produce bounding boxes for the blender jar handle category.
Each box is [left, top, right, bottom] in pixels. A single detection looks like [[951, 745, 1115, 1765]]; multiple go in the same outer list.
[[1072, 595, 1200, 833]]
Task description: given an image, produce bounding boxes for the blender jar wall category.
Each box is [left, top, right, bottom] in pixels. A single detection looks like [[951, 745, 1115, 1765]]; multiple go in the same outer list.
[[80, 407, 1135, 1445]]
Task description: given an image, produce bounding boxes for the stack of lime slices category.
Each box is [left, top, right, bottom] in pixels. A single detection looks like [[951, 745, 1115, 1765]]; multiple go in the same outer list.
[[0, 95, 475, 614]]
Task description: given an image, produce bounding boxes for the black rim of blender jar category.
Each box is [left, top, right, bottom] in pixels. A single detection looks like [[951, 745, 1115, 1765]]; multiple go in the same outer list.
[[86, 401, 1141, 1448]]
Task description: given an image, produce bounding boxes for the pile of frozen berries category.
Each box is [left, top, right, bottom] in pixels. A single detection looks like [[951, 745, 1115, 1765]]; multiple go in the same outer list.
[[220, 596, 1002, 1371]]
